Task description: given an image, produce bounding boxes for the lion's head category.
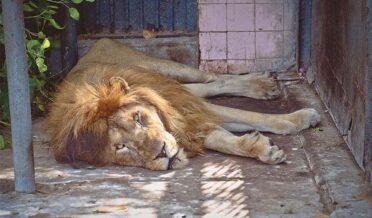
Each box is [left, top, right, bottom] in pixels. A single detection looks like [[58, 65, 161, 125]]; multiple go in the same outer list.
[[49, 77, 190, 170], [107, 99, 189, 170]]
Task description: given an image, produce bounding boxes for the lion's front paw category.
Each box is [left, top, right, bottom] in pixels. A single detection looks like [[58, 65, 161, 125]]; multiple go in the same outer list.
[[238, 131, 286, 164], [258, 145, 287, 165]]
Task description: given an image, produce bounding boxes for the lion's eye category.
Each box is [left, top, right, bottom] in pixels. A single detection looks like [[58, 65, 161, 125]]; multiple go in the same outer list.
[[134, 111, 146, 128], [115, 144, 127, 150]]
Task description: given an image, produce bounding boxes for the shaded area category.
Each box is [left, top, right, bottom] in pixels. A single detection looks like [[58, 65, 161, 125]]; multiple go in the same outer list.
[[310, 0, 370, 176], [1, 76, 371, 217], [79, 0, 197, 34]]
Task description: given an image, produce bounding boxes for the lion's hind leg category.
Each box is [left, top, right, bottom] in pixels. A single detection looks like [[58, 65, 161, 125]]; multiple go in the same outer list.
[[82, 38, 217, 83], [206, 103, 320, 135], [204, 127, 286, 164], [183, 72, 280, 99]]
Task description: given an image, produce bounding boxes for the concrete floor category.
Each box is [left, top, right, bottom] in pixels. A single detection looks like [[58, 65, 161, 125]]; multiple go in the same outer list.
[[1, 73, 372, 218]]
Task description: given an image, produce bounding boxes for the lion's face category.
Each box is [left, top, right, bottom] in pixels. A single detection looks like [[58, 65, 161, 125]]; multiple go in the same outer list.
[[107, 104, 189, 170]]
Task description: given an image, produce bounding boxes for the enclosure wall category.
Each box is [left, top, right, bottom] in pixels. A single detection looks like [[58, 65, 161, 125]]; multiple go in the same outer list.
[[198, 0, 298, 74], [310, 0, 367, 170]]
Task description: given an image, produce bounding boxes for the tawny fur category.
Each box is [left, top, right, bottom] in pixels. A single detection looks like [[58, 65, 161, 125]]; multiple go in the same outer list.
[[48, 63, 221, 165], [48, 38, 320, 169]]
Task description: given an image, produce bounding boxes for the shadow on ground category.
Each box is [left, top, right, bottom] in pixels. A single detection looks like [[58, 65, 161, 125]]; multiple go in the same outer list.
[[1, 73, 371, 217]]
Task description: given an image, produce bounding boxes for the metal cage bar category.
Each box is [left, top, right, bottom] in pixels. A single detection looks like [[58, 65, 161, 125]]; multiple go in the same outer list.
[[2, 0, 35, 193]]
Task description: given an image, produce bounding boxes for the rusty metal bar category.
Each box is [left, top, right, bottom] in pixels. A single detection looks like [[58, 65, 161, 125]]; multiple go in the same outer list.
[[299, 0, 312, 72], [2, 0, 35, 193], [61, 4, 78, 78], [365, 0, 372, 184]]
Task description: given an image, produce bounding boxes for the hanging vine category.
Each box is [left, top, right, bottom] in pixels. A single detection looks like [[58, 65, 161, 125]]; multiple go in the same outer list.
[[0, 0, 95, 149]]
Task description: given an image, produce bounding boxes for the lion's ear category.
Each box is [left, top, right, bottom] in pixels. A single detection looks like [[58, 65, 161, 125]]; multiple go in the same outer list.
[[108, 77, 130, 93], [97, 77, 129, 118]]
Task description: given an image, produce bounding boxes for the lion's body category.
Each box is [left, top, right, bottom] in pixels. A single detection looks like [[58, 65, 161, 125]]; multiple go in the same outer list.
[[48, 38, 320, 170], [48, 62, 220, 166]]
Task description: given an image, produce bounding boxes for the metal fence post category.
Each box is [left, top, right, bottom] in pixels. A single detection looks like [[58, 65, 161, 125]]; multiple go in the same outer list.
[[366, 0, 372, 185], [61, 4, 78, 79], [299, 0, 312, 72], [2, 0, 35, 193]]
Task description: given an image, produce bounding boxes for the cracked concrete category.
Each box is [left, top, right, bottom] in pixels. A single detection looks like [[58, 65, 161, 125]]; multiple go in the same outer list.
[[1, 73, 371, 217]]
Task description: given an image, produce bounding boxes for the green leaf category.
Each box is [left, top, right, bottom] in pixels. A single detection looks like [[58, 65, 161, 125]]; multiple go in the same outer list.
[[47, 5, 59, 9], [28, 1, 38, 9], [38, 104, 45, 112], [35, 78, 45, 90], [0, 65, 6, 78], [29, 77, 37, 99], [0, 135, 5, 150], [0, 93, 10, 121], [45, 9, 57, 16], [26, 40, 41, 52], [26, 39, 43, 59], [0, 30, 4, 45], [48, 19, 63, 29], [72, 0, 84, 3], [85, 0, 95, 2], [68, 7, 80, 21], [36, 57, 47, 73], [23, 3, 34, 12], [37, 31, 46, 39], [41, 38, 50, 50]]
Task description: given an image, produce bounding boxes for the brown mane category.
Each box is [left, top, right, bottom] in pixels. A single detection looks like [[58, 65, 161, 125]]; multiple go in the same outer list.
[[47, 62, 221, 166]]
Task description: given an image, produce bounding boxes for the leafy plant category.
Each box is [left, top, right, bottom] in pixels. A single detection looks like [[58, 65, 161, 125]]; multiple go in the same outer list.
[[0, 134, 4, 150], [0, 0, 95, 149]]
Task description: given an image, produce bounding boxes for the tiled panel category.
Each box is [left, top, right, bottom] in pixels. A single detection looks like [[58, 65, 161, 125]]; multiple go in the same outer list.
[[227, 60, 255, 74], [227, 32, 255, 59], [198, 0, 297, 73], [255, 58, 284, 71], [256, 32, 284, 58], [284, 30, 296, 58], [199, 4, 227, 31], [284, 0, 297, 30], [199, 32, 227, 59], [255, 0, 283, 3], [227, 4, 255, 31], [255, 3, 284, 31], [199, 0, 226, 3], [200, 60, 227, 73], [227, 0, 254, 3]]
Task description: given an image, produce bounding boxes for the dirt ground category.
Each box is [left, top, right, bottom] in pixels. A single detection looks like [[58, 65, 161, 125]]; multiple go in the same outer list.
[[1, 73, 372, 218]]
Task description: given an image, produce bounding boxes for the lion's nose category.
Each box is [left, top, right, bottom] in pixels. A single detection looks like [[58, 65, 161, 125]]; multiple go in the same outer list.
[[153, 143, 168, 160]]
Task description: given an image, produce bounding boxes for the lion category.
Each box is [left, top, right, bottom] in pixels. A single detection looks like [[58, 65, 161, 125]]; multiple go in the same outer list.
[[47, 38, 320, 170]]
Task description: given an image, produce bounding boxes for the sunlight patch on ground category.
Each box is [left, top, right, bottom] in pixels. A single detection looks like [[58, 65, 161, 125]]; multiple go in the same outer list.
[[0, 169, 13, 179], [200, 160, 249, 217], [201, 160, 243, 178], [132, 181, 169, 199]]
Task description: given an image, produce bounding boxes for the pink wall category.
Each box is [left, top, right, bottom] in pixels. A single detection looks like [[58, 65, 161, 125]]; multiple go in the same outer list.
[[198, 0, 297, 74]]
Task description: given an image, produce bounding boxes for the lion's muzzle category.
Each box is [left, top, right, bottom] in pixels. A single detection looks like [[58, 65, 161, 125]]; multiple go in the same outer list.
[[167, 149, 180, 170]]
